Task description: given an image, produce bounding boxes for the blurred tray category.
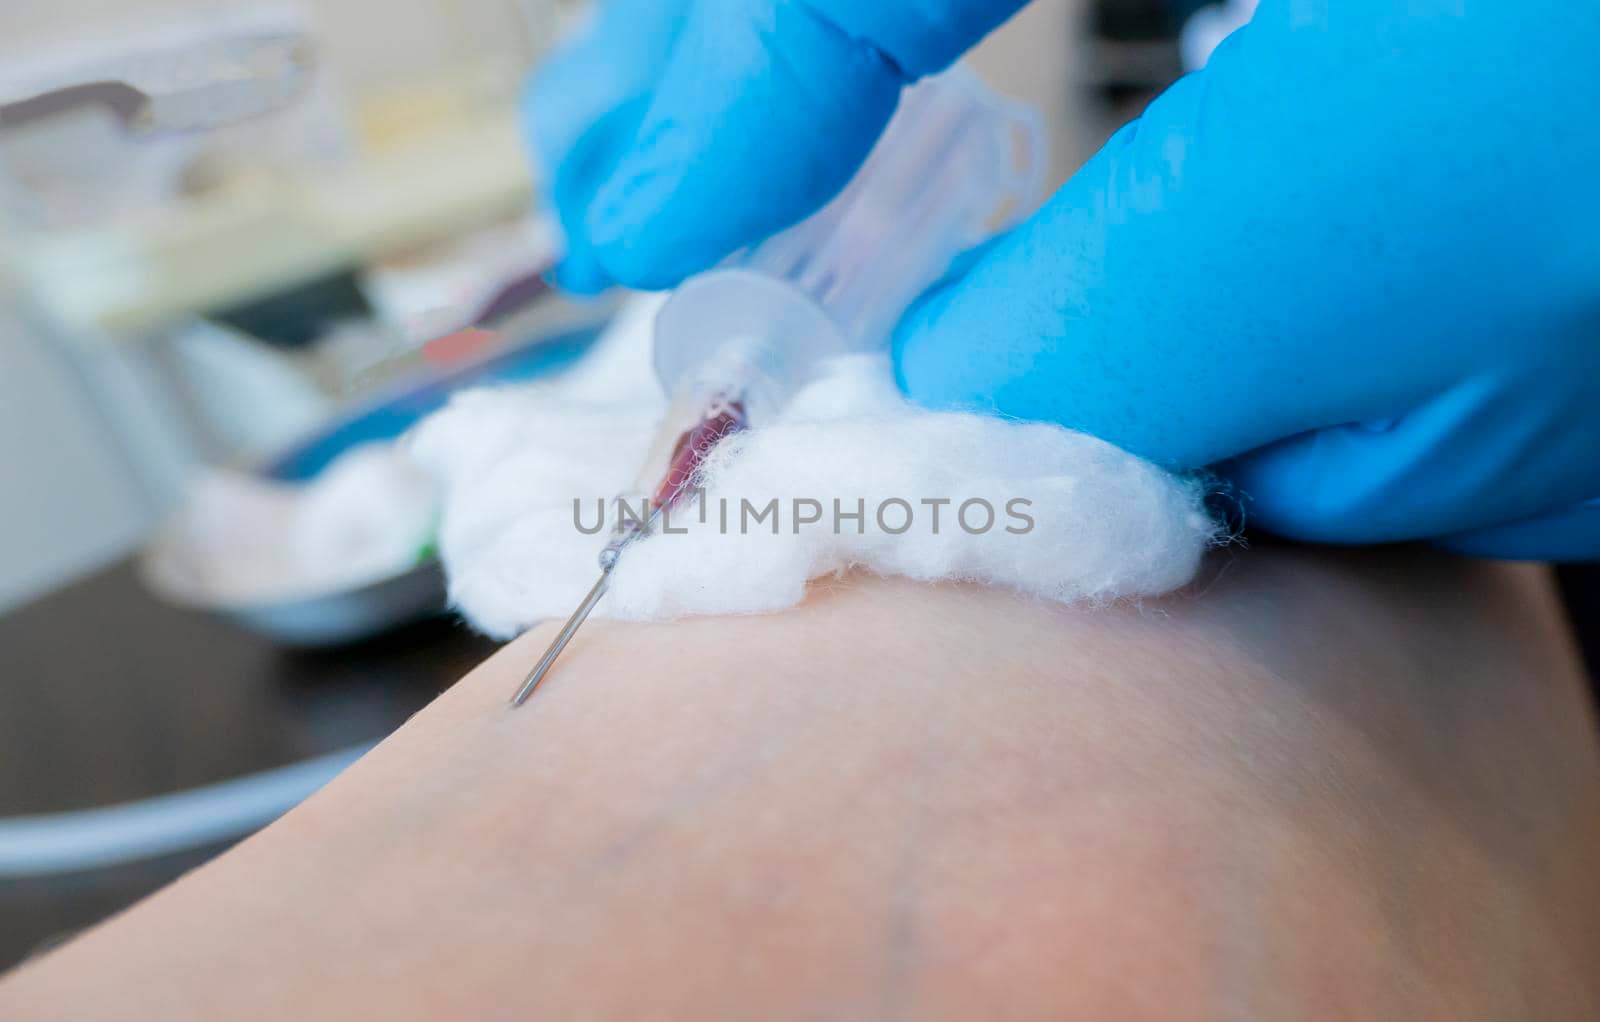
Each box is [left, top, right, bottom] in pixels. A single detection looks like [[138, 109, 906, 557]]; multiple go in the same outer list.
[[142, 315, 611, 646]]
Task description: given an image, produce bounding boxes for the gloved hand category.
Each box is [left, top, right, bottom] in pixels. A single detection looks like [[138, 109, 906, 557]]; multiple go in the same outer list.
[[540, 0, 1600, 560], [522, 0, 691, 294]]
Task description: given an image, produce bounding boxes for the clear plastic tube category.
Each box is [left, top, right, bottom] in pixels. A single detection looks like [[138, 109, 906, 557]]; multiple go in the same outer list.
[[652, 64, 1046, 427]]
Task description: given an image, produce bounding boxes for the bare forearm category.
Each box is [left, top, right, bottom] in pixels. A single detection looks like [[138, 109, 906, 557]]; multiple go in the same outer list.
[[5, 549, 1599, 1019]]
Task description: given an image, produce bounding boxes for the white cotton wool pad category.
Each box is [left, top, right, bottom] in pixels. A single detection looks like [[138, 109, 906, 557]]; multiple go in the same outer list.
[[406, 302, 1223, 638], [606, 359, 1220, 619]]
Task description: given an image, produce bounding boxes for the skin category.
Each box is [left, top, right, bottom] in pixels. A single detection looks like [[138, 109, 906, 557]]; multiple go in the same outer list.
[[3, 547, 1598, 1019]]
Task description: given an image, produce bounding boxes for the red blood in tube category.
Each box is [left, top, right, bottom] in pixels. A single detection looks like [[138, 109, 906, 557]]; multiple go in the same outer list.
[[651, 399, 748, 509]]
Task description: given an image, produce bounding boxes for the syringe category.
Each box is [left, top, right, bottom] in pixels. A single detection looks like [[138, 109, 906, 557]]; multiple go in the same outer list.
[[511, 65, 1043, 707]]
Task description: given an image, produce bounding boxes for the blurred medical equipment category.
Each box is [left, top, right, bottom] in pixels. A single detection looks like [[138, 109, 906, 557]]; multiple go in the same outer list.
[[1178, 0, 1258, 70], [141, 446, 443, 647], [141, 314, 612, 645], [0, 745, 370, 879], [0, 9, 332, 231], [0, 1, 567, 563], [1085, 0, 1195, 101], [510, 65, 1045, 706]]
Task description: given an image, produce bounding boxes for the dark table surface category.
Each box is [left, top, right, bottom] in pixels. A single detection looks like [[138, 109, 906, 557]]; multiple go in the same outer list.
[[0, 559, 499, 970]]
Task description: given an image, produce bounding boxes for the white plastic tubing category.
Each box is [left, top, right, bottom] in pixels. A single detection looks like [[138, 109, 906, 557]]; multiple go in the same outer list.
[[0, 744, 370, 878]]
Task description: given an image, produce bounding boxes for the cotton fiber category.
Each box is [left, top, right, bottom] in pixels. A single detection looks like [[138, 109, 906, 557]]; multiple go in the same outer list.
[[406, 298, 1223, 639]]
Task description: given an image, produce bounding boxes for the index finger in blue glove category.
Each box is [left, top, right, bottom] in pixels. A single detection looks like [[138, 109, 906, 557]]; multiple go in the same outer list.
[[523, 0, 691, 294], [585, 0, 1029, 290]]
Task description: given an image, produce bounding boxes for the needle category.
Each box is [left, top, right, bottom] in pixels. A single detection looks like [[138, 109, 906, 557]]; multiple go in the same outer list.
[[508, 561, 614, 707], [508, 398, 746, 709], [507, 526, 634, 708]]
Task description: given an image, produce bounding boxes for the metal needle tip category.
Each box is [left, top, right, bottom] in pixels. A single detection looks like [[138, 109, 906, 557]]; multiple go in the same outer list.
[[510, 569, 613, 707]]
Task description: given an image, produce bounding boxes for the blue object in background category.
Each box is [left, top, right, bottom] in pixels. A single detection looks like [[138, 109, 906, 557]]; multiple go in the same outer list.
[[267, 325, 599, 482]]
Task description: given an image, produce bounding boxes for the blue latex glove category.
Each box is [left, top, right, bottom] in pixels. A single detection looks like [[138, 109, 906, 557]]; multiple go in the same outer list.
[[542, 1, 1600, 560], [523, 0, 690, 294]]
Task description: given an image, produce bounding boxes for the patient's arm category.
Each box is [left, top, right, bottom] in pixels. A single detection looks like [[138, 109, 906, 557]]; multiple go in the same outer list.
[[4, 547, 1599, 1019]]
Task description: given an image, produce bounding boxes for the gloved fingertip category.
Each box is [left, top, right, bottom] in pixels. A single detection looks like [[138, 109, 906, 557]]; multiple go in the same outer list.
[[888, 294, 922, 389], [1437, 503, 1600, 563], [892, 233, 1016, 403], [581, 0, 908, 291], [548, 253, 615, 298], [584, 158, 706, 291], [890, 283, 965, 408]]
